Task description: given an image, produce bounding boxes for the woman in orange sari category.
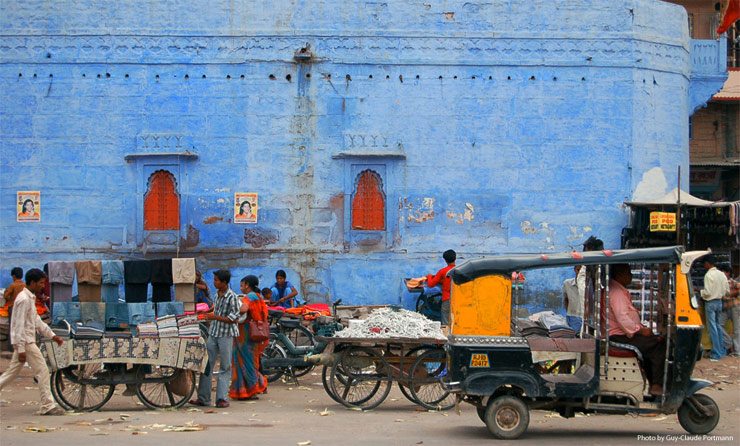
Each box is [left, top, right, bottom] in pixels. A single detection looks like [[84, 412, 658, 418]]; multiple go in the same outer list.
[[230, 275, 268, 400]]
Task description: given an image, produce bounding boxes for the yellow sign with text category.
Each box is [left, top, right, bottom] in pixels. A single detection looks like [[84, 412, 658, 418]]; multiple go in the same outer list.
[[649, 212, 676, 232], [470, 353, 490, 368]]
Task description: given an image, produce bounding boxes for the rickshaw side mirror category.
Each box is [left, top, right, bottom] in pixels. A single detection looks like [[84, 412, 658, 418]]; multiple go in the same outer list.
[[690, 293, 700, 310]]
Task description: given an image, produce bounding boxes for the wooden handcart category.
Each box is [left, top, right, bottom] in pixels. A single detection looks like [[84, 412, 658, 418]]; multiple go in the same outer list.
[[317, 336, 453, 411], [40, 336, 207, 411]]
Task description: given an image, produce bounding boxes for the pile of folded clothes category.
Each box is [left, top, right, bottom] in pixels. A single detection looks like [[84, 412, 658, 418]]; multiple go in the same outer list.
[[104, 330, 132, 339], [136, 322, 158, 338], [524, 311, 576, 338], [73, 322, 104, 339], [177, 314, 200, 338], [514, 319, 549, 338], [156, 315, 179, 337]]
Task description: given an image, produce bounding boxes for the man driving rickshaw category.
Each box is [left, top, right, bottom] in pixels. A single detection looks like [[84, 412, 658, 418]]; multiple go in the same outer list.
[[444, 246, 719, 440]]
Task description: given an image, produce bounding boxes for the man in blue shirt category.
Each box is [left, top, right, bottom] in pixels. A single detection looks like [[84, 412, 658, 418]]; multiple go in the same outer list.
[[270, 270, 299, 308]]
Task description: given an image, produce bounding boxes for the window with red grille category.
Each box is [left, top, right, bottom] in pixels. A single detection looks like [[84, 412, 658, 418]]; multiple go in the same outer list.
[[351, 170, 385, 230], [144, 170, 180, 230]]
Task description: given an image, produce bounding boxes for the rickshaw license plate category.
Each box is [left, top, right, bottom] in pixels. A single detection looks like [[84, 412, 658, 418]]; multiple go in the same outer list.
[[470, 353, 490, 368]]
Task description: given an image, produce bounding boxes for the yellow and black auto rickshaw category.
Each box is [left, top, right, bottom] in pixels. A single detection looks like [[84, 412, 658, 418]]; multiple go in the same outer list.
[[445, 246, 718, 439]]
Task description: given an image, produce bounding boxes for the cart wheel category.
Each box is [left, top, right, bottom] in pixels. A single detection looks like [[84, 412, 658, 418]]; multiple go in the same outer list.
[[396, 346, 431, 405], [484, 395, 529, 440], [136, 366, 194, 410], [408, 348, 454, 411], [322, 364, 352, 404], [261, 340, 287, 383], [678, 393, 720, 435], [52, 364, 115, 412], [329, 346, 391, 411]]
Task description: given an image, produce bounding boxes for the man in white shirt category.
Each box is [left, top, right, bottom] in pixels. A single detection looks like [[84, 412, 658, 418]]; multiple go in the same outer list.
[[700, 255, 730, 361], [0, 268, 65, 415], [563, 266, 583, 334]]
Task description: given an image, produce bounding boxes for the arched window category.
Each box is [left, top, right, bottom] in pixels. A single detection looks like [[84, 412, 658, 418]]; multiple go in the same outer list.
[[144, 170, 180, 230], [351, 170, 385, 230]]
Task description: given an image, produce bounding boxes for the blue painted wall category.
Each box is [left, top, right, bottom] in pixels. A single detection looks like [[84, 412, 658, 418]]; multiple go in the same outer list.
[[0, 0, 726, 305]]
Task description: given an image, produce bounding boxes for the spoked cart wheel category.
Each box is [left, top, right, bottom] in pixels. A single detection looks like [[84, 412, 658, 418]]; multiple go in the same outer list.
[[408, 348, 454, 410], [483, 395, 530, 440], [135, 366, 195, 410], [395, 346, 431, 405], [329, 346, 391, 411], [677, 393, 720, 435], [51, 363, 115, 412]]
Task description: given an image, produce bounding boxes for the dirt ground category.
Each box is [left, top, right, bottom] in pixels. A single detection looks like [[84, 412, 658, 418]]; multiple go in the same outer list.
[[0, 354, 738, 446]]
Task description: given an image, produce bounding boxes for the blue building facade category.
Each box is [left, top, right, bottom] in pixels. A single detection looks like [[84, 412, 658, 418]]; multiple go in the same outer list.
[[0, 1, 727, 306]]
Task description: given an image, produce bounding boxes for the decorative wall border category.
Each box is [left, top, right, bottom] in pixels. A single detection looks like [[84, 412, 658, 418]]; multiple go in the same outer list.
[[0, 35, 690, 75]]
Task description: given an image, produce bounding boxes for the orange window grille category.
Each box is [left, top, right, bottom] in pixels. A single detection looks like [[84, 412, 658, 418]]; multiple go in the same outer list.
[[351, 170, 385, 230], [144, 170, 180, 230]]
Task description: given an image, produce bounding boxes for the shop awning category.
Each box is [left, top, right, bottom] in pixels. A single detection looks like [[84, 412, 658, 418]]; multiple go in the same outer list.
[[713, 68, 740, 102], [625, 188, 733, 207]]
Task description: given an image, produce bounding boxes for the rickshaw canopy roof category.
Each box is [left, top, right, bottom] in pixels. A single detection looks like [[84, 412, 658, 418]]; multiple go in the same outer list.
[[450, 246, 685, 285]]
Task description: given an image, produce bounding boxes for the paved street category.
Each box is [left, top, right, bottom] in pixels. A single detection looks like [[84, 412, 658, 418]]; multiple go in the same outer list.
[[1, 355, 738, 446]]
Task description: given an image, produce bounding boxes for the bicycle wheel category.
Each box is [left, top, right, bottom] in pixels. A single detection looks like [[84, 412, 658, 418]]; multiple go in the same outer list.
[[261, 340, 287, 383], [136, 366, 194, 410], [329, 346, 390, 411], [409, 348, 454, 410], [52, 363, 115, 412]]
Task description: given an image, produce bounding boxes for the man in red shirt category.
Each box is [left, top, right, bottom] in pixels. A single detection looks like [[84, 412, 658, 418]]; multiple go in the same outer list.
[[608, 263, 666, 396], [425, 250, 456, 326]]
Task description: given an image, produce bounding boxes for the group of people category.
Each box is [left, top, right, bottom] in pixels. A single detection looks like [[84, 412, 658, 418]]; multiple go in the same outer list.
[[0, 265, 302, 412], [190, 269, 301, 407]]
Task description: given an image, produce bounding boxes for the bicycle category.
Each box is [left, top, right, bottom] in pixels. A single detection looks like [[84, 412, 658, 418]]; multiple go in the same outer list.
[[261, 300, 343, 383]]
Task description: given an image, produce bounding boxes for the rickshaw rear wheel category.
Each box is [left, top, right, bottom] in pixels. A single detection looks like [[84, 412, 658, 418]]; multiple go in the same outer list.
[[484, 395, 529, 440], [678, 393, 720, 435], [476, 406, 486, 422]]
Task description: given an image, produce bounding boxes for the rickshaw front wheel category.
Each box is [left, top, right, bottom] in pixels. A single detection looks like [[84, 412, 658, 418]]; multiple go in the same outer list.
[[677, 393, 720, 435], [484, 395, 529, 440]]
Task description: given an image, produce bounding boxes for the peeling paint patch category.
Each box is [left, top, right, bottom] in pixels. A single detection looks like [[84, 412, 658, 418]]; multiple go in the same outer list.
[[446, 203, 474, 224], [633, 167, 667, 202], [244, 228, 278, 248], [203, 216, 223, 224], [214, 187, 231, 193], [181, 224, 200, 248], [521, 220, 537, 234], [444, 11, 455, 20], [407, 197, 435, 223], [216, 198, 226, 204]]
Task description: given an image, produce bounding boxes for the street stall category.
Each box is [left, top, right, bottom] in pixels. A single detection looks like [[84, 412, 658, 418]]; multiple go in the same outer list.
[[317, 307, 453, 411], [40, 334, 207, 411], [622, 188, 739, 269]]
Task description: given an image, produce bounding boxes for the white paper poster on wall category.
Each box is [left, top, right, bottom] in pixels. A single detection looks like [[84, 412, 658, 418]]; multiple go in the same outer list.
[[234, 193, 258, 224], [17, 191, 41, 222]]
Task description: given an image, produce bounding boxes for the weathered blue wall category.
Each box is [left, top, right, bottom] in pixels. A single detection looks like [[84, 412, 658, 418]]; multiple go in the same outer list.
[[0, 0, 726, 304]]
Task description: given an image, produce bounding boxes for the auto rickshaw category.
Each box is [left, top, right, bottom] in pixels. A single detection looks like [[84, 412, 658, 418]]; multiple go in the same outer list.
[[445, 246, 719, 439]]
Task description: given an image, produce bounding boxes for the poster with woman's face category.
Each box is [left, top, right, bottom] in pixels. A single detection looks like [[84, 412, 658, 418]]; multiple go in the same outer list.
[[234, 193, 258, 224], [17, 191, 41, 222]]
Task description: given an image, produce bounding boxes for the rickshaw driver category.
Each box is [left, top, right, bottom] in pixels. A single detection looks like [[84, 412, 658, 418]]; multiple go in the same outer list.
[[608, 263, 667, 396]]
